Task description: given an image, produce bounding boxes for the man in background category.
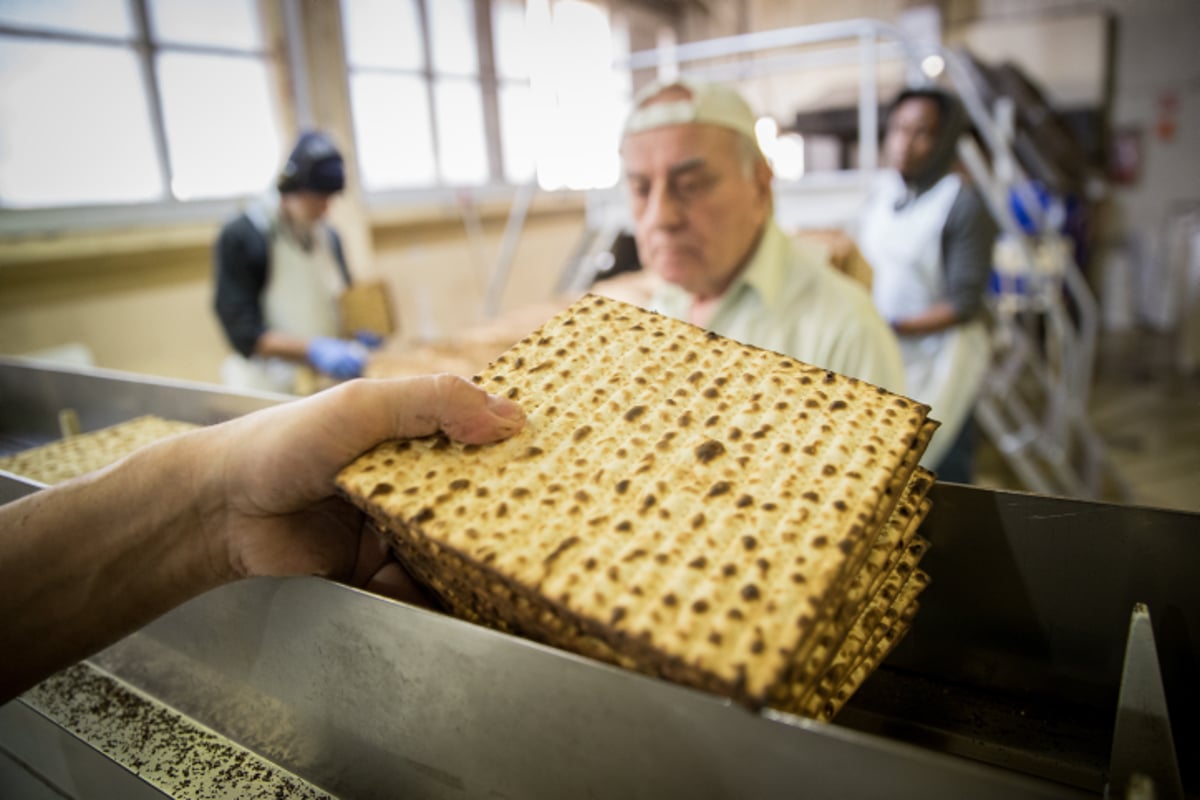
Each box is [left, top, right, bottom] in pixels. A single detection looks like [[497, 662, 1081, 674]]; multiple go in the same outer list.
[[855, 87, 997, 482], [214, 130, 373, 394], [616, 78, 905, 393]]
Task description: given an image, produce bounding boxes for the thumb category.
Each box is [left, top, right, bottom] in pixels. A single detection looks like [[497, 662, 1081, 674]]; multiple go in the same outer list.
[[312, 375, 526, 463], [426, 374, 527, 445]]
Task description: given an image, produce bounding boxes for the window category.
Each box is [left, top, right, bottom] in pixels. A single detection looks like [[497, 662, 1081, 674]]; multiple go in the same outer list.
[[342, 0, 632, 194], [343, 0, 488, 190], [0, 1, 646, 215], [155, 50, 279, 201], [516, 0, 630, 191], [492, 0, 535, 183], [0, 0, 281, 210], [0, 38, 162, 207]]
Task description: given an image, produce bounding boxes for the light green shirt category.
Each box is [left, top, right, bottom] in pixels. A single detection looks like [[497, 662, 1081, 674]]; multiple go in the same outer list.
[[650, 220, 905, 393]]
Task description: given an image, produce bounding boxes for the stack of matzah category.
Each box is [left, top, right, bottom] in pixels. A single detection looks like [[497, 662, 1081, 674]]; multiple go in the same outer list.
[[0, 416, 198, 486], [338, 295, 935, 720]]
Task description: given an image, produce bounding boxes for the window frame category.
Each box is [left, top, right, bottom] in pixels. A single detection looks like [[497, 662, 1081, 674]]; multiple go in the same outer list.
[[0, 0, 659, 237], [343, 0, 511, 204], [348, 0, 642, 206]]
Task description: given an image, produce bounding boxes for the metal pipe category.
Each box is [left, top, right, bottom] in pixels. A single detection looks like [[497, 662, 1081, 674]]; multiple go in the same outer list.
[[281, 0, 313, 127], [128, 0, 173, 201], [673, 41, 906, 85], [858, 32, 879, 172], [484, 179, 537, 318], [621, 18, 918, 71]]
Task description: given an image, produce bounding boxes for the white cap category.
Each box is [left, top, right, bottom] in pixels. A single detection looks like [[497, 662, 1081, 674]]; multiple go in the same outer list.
[[621, 78, 759, 145]]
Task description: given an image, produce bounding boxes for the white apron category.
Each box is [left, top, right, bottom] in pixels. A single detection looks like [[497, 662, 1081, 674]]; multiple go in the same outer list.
[[221, 213, 343, 394], [858, 172, 990, 469]]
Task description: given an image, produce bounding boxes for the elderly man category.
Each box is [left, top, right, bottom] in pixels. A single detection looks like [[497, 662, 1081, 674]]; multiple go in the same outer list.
[[617, 78, 905, 393]]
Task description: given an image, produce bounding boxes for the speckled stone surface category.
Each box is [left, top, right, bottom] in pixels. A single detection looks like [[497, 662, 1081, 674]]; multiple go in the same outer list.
[[24, 663, 334, 800]]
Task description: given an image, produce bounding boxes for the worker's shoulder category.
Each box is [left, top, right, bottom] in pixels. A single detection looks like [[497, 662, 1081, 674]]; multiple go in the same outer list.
[[213, 211, 270, 271], [799, 246, 878, 312], [947, 178, 989, 219], [945, 180, 998, 241], [216, 209, 262, 240]]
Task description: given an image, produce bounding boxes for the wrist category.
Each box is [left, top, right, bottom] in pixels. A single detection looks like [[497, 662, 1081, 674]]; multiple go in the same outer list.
[[173, 425, 244, 584], [54, 429, 238, 605]]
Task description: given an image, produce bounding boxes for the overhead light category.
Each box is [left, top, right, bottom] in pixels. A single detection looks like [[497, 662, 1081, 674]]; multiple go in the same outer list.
[[755, 116, 779, 150], [921, 54, 945, 78], [772, 134, 805, 181]]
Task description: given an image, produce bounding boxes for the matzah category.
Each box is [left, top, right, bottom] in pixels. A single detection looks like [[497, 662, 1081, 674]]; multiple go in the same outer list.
[[776, 466, 932, 713], [338, 294, 934, 713], [811, 569, 927, 721], [0, 415, 198, 485]]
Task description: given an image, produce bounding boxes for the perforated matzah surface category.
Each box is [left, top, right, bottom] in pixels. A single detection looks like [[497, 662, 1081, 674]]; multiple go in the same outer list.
[[338, 294, 934, 712]]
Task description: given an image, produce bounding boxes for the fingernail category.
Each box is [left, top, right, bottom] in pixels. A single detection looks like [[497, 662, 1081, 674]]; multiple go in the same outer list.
[[487, 394, 525, 421]]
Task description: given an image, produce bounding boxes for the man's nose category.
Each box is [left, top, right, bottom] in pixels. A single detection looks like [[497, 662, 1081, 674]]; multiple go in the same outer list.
[[642, 182, 685, 229]]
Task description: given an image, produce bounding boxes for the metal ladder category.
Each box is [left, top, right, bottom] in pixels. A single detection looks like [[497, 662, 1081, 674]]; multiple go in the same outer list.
[[946, 49, 1130, 500]]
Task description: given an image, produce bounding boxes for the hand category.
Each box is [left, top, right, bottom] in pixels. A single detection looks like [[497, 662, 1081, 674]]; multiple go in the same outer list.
[[307, 336, 369, 380], [0, 374, 525, 701], [203, 375, 526, 594]]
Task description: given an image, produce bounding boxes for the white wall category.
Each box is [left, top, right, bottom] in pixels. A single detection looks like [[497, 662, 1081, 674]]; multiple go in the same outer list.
[[1103, 2, 1200, 329], [948, 12, 1109, 107], [1108, 5, 1200, 234]]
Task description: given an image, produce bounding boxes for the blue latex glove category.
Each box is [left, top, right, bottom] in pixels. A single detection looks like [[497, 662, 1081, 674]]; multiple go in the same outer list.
[[353, 330, 385, 349], [307, 337, 368, 380]]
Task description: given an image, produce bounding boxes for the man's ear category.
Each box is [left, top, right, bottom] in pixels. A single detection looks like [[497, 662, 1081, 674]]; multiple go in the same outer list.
[[754, 158, 774, 203]]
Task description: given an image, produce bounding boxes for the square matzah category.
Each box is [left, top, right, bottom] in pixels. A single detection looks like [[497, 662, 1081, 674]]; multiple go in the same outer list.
[[337, 294, 933, 711]]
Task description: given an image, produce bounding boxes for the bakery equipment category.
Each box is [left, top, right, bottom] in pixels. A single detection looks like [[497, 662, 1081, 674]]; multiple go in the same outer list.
[[0, 356, 1194, 799]]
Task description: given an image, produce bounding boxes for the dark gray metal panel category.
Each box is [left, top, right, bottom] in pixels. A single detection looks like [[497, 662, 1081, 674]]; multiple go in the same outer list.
[[0, 474, 39, 504], [892, 482, 1200, 793]]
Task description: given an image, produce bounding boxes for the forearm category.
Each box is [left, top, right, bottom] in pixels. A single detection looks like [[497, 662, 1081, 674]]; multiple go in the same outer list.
[[0, 377, 526, 703], [941, 185, 997, 321], [892, 300, 961, 336], [255, 330, 313, 363], [0, 430, 229, 701]]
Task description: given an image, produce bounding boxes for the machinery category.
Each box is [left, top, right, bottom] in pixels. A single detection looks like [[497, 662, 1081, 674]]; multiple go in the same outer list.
[[0, 357, 1194, 799]]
